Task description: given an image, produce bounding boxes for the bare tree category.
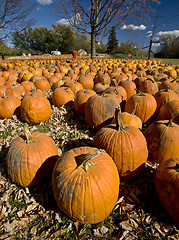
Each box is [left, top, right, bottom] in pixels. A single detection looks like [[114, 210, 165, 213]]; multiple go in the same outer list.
[[0, 0, 36, 42], [52, 0, 160, 58]]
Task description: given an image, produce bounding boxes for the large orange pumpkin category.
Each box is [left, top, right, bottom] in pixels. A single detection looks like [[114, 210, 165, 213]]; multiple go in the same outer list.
[[94, 107, 148, 179], [6, 125, 58, 187], [124, 91, 157, 125], [85, 93, 119, 129], [52, 146, 120, 224], [143, 115, 179, 164]]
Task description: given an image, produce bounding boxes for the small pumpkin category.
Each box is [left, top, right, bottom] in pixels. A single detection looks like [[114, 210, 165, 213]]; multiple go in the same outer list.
[[112, 102, 142, 129], [6, 124, 58, 187], [52, 147, 119, 224]]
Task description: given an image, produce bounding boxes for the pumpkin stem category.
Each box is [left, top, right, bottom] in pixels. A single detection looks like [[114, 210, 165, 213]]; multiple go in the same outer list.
[[23, 124, 36, 144], [2, 92, 7, 99], [75, 149, 105, 172], [146, 78, 155, 83], [168, 112, 179, 127], [175, 163, 179, 172], [174, 163, 179, 172], [112, 79, 118, 87], [115, 106, 125, 131], [131, 101, 140, 115], [136, 89, 145, 96]]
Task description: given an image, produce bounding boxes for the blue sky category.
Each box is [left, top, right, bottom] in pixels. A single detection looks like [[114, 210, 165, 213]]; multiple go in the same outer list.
[[30, 0, 179, 51]]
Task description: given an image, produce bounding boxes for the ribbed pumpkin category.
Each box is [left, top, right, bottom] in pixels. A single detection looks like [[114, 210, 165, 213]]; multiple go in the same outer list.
[[20, 88, 51, 124], [155, 158, 179, 227], [157, 100, 179, 124], [74, 89, 96, 114], [94, 107, 148, 179], [143, 114, 179, 164], [85, 93, 119, 129], [0, 94, 21, 119], [52, 147, 120, 224], [77, 73, 94, 90], [124, 91, 157, 125], [118, 77, 136, 100], [6, 125, 58, 187], [138, 78, 158, 95], [154, 89, 178, 112], [52, 87, 75, 107]]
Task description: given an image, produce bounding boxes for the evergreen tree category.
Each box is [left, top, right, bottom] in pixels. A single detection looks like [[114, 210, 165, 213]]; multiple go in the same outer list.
[[106, 27, 118, 53]]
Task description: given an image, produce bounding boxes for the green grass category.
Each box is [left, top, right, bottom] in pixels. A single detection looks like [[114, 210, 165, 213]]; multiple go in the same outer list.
[[107, 54, 179, 66], [150, 58, 179, 66]]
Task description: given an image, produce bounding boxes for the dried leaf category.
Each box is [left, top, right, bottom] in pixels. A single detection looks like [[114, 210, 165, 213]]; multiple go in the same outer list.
[[25, 203, 39, 213], [120, 220, 133, 231], [100, 225, 109, 234]]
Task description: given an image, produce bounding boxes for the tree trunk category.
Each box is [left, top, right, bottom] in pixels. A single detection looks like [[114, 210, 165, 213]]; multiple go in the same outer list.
[[91, 30, 96, 59]]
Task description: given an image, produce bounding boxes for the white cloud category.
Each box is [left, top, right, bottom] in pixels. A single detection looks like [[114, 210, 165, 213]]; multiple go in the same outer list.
[[56, 18, 70, 25], [146, 31, 152, 37], [156, 30, 179, 36], [57, 13, 81, 26], [121, 24, 146, 31], [153, 36, 160, 41], [37, 0, 52, 5]]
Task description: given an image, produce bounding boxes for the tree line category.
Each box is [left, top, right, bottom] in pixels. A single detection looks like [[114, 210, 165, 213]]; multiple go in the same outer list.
[[0, 24, 140, 58], [11, 24, 91, 55], [1, 23, 178, 60], [154, 35, 179, 59]]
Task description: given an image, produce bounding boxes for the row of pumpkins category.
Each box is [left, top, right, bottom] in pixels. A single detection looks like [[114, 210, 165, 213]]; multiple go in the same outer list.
[[0, 57, 179, 227]]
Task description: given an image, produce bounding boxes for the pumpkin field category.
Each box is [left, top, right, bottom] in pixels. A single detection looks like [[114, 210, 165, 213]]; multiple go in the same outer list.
[[0, 55, 179, 239]]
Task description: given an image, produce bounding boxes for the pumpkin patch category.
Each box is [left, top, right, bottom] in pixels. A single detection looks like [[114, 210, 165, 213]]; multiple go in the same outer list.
[[0, 56, 179, 238]]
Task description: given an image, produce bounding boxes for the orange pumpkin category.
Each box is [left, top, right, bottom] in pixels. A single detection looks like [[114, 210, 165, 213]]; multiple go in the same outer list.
[[155, 158, 179, 227], [143, 115, 179, 164], [94, 107, 148, 179], [124, 91, 157, 125], [154, 89, 179, 112], [6, 125, 58, 187], [74, 89, 96, 114], [52, 87, 75, 107], [52, 146, 119, 224], [20, 89, 52, 123], [85, 93, 119, 129], [157, 100, 179, 124], [0, 94, 21, 119]]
